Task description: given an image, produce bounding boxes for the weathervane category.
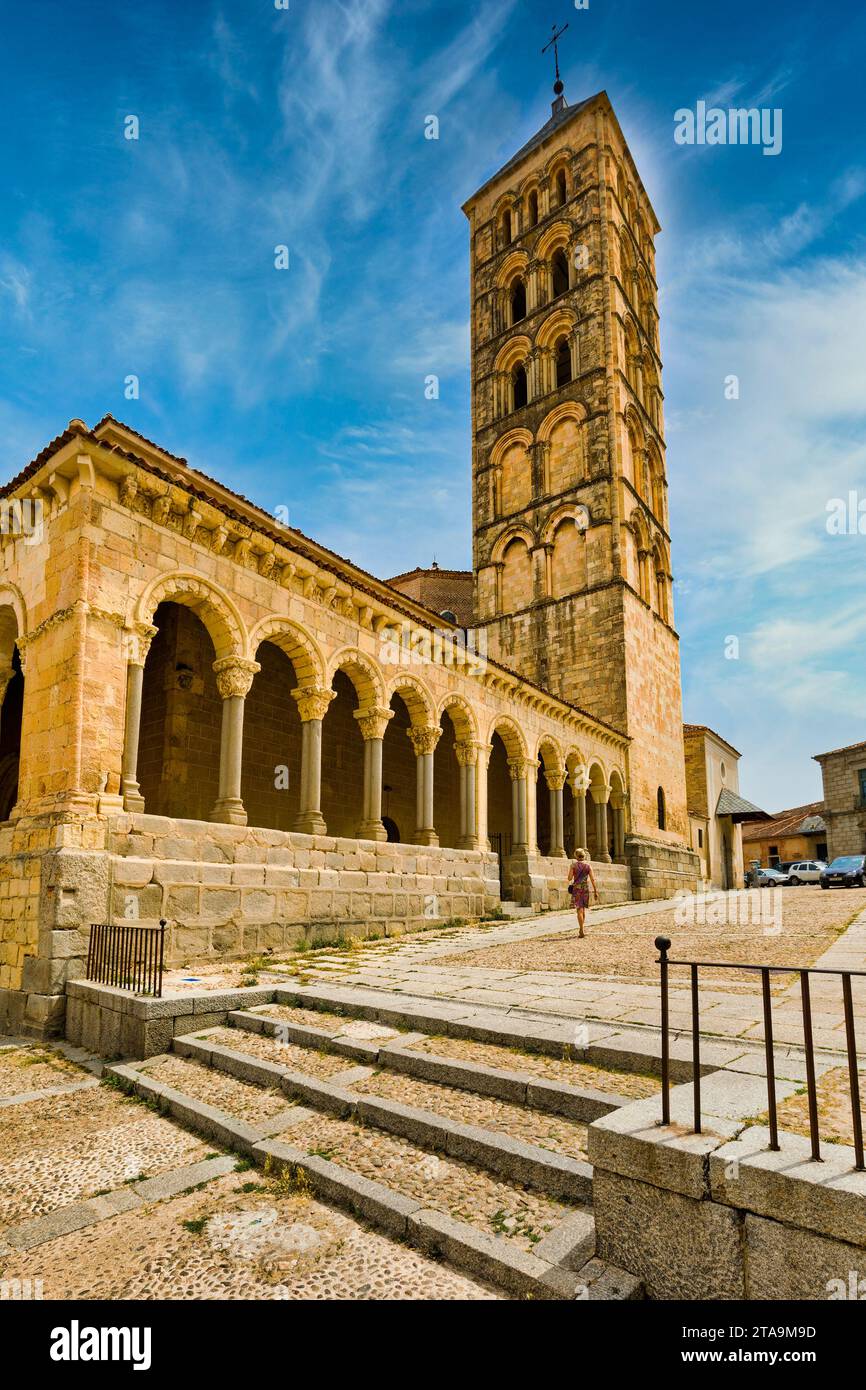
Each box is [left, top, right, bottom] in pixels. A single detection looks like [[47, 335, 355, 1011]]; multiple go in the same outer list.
[[542, 21, 569, 98]]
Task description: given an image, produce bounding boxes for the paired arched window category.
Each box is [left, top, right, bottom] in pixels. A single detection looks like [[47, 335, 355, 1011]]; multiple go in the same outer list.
[[527, 189, 539, 228], [552, 248, 569, 298], [512, 363, 528, 411], [555, 169, 568, 207], [555, 336, 572, 388], [510, 277, 527, 324], [500, 209, 513, 248], [657, 786, 666, 831]]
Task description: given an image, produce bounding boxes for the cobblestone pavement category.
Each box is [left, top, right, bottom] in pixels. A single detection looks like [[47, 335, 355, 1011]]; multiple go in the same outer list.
[[200, 1026, 351, 1080], [139, 1055, 292, 1124], [770, 1066, 866, 1148], [276, 1110, 575, 1251], [0, 1167, 502, 1300], [0, 1045, 503, 1300], [404, 1034, 660, 1097], [0, 1044, 89, 1099]]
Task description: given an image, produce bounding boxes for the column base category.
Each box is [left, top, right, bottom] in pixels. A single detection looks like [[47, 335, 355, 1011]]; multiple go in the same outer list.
[[457, 835, 479, 851], [357, 819, 388, 842], [414, 828, 439, 846], [121, 780, 145, 813], [210, 799, 248, 826], [599, 852, 612, 864], [549, 846, 567, 859], [294, 810, 327, 835]]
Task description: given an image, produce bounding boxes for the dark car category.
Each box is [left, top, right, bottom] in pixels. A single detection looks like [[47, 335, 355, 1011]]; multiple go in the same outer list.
[[820, 855, 866, 889]]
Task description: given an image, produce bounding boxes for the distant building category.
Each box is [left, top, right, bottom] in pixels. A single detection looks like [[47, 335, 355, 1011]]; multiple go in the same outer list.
[[683, 725, 766, 888], [741, 803, 828, 869], [813, 740, 866, 859], [386, 565, 474, 628]]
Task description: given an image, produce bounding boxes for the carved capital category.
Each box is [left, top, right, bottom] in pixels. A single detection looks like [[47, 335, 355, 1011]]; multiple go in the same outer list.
[[407, 725, 442, 757], [122, 623, 158, 667], [508, 757, 537, 782], [545, 769, 567, 791], [212, 657, 260, 700], [454, 740, 479, 768], [354, 705, 394, 741], [292, 685, 336, 723]]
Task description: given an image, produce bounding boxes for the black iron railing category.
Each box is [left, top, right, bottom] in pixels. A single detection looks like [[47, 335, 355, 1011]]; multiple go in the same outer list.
[[655, 935, 865, 1170], [86, 920, 167, 997]]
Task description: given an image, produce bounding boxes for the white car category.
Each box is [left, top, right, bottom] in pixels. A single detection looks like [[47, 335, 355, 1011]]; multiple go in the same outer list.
[[787, 860, 827, 885]]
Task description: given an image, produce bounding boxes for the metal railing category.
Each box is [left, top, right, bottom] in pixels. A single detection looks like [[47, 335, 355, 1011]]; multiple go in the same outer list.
[[655, 935, 865, 1170], [86, 920, 167, 997]]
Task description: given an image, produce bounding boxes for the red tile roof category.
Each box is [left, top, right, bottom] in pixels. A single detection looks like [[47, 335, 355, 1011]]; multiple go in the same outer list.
[[741, 802, 826, 843]]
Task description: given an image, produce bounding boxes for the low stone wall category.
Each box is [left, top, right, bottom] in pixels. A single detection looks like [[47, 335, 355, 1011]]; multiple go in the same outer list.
[[503, 849, 631, 909], [588, 1078, 866, 1299], [625, 835, 700, 901], [65, 978, 277, 1059], [109, 813, 502, 965]]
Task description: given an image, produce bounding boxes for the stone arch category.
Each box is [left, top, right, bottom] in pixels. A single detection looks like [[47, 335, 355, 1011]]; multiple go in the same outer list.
[[491, 428, 533, 518], [327, 647, 386, 708], [547, 511, 588, 599], [0, 584, 27, 660], [536, 307, 576, 353], [609, 766, 627, 807], [494, 335, 532, 375], [538, 402, 587, 495], [647, 440, 665, 520], [488, 716, 527, 761], [136, 572, 246, 662], [494, 250, 530, 289], [536, 735, 564, 776], [499, 534, 532, 613], [386, 672, 436, 728], [249, 616, 325, 689], [0, 585, 26, 822], [437, 694, 477, 742], [491, 523, 535, 566], [535, 221, 573, 261]]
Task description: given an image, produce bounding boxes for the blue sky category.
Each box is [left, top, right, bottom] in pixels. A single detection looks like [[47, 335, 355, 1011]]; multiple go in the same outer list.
[[2, 0, 865, 811]]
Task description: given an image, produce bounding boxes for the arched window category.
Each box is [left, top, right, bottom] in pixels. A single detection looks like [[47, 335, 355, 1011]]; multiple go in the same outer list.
[[552, 248, 569, 298], [657, 786, 666, 831], [510, 276, 527, 324], [555, 336, 572, 388], [527, 189, 539, 227], [512, 363, 528, 411], [555, 169, 567, 207], [500, 209, 512, 248]]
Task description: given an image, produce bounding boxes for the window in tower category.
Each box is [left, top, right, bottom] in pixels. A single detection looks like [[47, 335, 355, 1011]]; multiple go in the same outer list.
[[500, 209, 513, 247], [555, 168, 568, 207], [552, 248, 569, 298], [657, 786, 666, 831], [512, 363, 528, 411], [509, 276, 527, 324], [527, 189, 539, 227], [555, 336, 572, 388]]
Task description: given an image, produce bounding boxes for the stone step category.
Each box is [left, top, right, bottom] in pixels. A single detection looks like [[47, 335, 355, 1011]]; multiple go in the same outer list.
[[226, 1004, 648, 1121], [105, 1054, 640, 1300], [169, 1031, 593, 1202]]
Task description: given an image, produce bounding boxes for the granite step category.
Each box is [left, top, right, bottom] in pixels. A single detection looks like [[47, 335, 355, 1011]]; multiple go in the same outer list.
[[105, 1053, 640, 1300]]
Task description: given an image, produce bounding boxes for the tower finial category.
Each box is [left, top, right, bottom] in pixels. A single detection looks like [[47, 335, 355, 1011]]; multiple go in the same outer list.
[[542, 20, 569, 111]]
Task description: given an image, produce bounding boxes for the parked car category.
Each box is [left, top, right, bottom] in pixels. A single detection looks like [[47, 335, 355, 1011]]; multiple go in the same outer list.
[[787, 860, 827, 885], [820, 855, 866, 889], [750, 865, 791, 887]]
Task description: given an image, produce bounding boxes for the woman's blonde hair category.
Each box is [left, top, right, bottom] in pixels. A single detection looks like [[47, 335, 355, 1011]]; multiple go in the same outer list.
[[574, 847, 587, 860]]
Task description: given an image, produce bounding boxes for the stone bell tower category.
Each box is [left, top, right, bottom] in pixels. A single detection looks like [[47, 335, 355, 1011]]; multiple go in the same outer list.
[[463, 80, 695, 866]]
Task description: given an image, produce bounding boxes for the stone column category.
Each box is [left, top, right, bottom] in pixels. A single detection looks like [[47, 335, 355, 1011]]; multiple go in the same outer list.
[[120, 625, 157, 812], [354, 706, 394, 841], [508, 757, 534, 849], [210, 657, 260, 826], [408, 725, 441, 846], [546, 770, 566, 858], [612, 802, 626, 862], [292, 685, 335, 835], [593, 788, 612, 863], [570, 765, 590, 854], [455, 740, 480, 849], [476, 742, 492, 850]]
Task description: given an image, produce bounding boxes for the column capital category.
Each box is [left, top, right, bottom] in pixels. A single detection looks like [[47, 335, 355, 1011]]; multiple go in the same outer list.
[[545, 768, 567, 791], [212, 657, 260, 700], [122, 623, 158, 667], [454, 739, 479, 767], [508, 756, 537, 781], [407, 724, 442, 757], [570, 763, 591, 794], [292, 685, 336, 723], [354, 705, 394, 741]]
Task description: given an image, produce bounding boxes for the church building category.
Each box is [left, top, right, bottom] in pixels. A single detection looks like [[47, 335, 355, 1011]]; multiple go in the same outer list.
[[0, 84, 699, 1038]]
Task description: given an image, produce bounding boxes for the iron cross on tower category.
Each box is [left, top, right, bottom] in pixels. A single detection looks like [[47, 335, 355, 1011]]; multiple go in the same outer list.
[[542, 21, 569, 97]]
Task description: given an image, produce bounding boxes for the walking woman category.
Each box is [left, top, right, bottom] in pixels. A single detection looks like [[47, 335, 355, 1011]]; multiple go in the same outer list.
[[568, 848, 598, 938]]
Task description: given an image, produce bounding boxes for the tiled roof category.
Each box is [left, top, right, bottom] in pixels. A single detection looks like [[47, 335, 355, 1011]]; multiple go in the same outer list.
[[464, 93, 596, 205], [682, 723, 742, 758], [715, 787, 767, 822], [813, 739, 866, 761], [741, 801, 827, 843], [385, 567, 474, 627]]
